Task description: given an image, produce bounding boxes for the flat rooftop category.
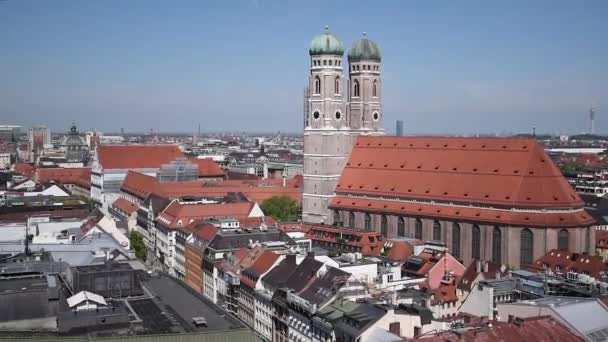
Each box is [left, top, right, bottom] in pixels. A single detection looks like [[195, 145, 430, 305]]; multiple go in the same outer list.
[[141, 276, 244, 332]]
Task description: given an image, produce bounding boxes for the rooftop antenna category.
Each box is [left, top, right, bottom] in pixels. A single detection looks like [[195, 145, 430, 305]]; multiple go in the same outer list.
[[532, 127, 536, 137]]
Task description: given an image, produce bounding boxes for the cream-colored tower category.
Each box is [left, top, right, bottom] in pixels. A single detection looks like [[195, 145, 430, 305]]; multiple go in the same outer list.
[[302, 29, 384, 225]]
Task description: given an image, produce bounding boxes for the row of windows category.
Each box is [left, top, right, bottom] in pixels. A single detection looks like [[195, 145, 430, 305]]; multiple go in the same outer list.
[[352, 64, 379, 72], [336, 211, 571, 268], [313, 77, 377, 97], [312, 59, 342, 67]]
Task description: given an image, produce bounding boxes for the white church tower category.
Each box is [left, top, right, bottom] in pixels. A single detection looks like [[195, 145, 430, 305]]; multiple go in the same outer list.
[[302, 28, 384, 225]]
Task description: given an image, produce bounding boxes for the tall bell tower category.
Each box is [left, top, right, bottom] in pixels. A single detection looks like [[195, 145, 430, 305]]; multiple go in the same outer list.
[[302, 27, 352, 225], [302, 29, 384, 225], [347, 33, 384, 133]]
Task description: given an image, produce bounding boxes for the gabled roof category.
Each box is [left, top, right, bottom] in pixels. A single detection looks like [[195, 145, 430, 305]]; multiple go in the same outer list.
[[385, 240, 414, 262], [13, 162, 35, 177], [112, 198, 138, 216], [412, 316, 585, 342], [285, 255, 324, 292], [457, 259, 505, 292], [157, 201, 255, 229], [35, 167, 91, 188], [241, 250, 280, 288], [121, 171, 159, 200], [189, 158, 225, 177], [96, 144, 184, 169], [67, 291, 107, 308], [298, 266, 351, 305], [528, 249, 607, 279], [333, 136, 592, 228], [261, 255, 298, 288], [192, 223, 220, 242]]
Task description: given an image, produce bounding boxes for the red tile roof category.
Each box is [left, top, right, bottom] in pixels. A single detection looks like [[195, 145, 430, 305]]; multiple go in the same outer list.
[[118, 172, 301, 204], [192, 223, 220, 242], [412, 316, 584, 342], [458, 260, 505, 292], [14, 162, 35, 177], [528, 249, 607, 279], [96, 145, 184, 169], [333, 136, 591, 227], [35, 167, 91, 189], [188, 158, 225, 178], [385, 240, 414, 262], [330, 196, 593, 228], [278, 222, 312, 233], [240, 250, 280, 288], [157, 200, 255, 229], [112, 198, 138, 216], [305, 225, 384, 256], [121, 171, 159, 200]]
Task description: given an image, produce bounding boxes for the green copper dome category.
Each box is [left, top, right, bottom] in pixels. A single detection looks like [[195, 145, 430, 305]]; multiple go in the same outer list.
[[348, 34, 381, 62], [309, 27, 344, 56]]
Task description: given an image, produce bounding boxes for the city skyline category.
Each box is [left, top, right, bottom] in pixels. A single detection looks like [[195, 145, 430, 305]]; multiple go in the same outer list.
[[1, 0, 607, 134]]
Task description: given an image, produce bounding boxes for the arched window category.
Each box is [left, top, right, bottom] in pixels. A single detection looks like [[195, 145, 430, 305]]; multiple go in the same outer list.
[[349, 212, 355, 228], [415, 219, 423, 240], [372, 80, 377, 97], [314, 76, 321, 94], [433, 221, 441, 241], [397, 217, 405, 237], [472, 225, 481, 260], [452, 223, 461, 258], [520, 228, 534, 268], [353, 80, 360, 97], [364, 213, 371, 231], [558, 229, 569, 250], [381, 215, 388, 237], [335, 77, 340, 94], [492, 227, 502, 264]]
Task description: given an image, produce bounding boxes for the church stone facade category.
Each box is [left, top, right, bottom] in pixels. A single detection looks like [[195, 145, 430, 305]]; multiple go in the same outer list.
[[302, 28, 384, 225]]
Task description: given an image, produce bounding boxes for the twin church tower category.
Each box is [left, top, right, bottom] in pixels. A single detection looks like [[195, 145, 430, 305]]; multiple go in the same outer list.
[[303, 27, 384, 224]]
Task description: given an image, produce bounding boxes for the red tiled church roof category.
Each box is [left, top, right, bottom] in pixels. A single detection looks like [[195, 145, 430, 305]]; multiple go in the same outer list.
[[97, 145, 184, 169], [331, 136, 593, 228], [337, 136, 582, 208]]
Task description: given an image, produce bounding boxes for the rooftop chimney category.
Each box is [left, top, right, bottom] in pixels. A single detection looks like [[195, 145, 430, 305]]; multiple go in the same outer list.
[[476, 260, 482, 273], [484, 261, 489, 273]]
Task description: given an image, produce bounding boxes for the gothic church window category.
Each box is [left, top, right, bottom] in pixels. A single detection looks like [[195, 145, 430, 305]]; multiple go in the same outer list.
[[364, 213, 371, 231], [354, 80, 360, 97], [335, 77, 340, 94], [314, 76, 321, 94], [520, 228, 534, 268], [372, 80, 377, 97]]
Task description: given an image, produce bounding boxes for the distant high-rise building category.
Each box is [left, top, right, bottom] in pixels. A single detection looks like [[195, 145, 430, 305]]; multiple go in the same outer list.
[[396, 120, 404, 136], [28, 126, 51, 161], [0, 125, 21, 142]]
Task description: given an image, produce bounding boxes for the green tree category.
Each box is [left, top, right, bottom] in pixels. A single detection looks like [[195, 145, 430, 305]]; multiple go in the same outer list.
[[260, 195, 299, 222], [129, 231, 147, 261]]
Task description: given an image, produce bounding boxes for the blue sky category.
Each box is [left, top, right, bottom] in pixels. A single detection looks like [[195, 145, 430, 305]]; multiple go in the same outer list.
[[1, 0, 606, 134]]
